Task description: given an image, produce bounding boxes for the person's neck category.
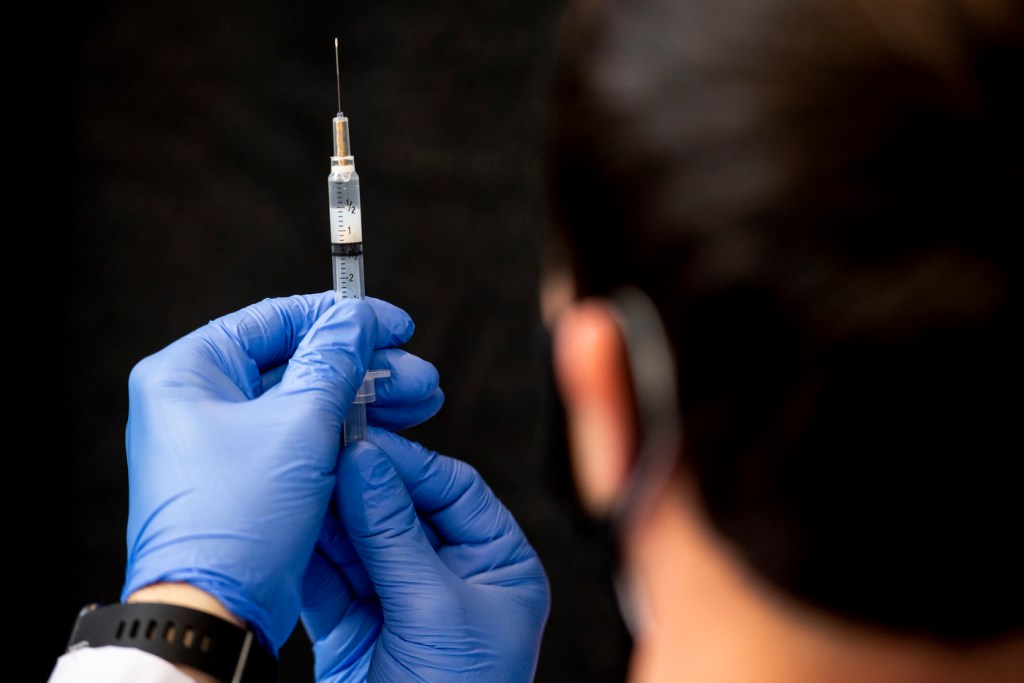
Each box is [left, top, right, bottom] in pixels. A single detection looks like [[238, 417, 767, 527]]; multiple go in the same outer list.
[[621, 476, 1024, 683]]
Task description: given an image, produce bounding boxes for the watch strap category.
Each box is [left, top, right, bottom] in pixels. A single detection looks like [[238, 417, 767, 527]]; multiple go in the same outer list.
[[68, 603, 277, 683]]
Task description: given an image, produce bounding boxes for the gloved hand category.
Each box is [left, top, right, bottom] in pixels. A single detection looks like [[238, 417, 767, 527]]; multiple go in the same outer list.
[[301, 428, 551, 682], [122, 292, 443, 652]]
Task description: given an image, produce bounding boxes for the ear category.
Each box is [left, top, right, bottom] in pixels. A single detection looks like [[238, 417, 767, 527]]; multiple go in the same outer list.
[[552, 300, 638, 517]]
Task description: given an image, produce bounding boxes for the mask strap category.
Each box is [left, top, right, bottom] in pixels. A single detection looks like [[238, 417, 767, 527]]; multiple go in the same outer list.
[[608, 287, 685, 635]]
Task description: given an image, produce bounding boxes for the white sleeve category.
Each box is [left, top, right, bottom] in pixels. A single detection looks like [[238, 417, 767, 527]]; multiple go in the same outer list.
[[48, 646, 197, 683]]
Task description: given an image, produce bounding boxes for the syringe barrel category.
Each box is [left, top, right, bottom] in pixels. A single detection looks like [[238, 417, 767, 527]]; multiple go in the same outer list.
[[328, 156, 369, 443], [329, 167, 364, 303]]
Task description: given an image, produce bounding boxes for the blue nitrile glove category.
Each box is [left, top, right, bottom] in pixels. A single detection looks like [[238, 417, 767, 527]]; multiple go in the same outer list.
[[301, 428, 551, 682], [122, 292, 443, 652]]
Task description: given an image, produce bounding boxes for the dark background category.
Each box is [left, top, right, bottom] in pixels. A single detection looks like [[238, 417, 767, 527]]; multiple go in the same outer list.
[[44, 1, 630, 680]]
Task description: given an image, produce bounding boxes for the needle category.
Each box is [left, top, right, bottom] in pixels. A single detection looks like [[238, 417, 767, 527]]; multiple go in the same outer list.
[[334, 37, 342, 116]]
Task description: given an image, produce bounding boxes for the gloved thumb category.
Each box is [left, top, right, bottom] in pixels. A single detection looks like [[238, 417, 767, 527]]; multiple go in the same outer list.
[[336, 441, 449, 603]]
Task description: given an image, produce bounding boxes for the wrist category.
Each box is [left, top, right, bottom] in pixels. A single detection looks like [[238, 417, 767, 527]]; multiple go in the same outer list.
[[127, 582, 246, 630]]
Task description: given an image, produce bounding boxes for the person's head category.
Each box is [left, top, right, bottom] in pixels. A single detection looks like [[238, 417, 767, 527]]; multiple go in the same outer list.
[[545, 0, 1023, 677]]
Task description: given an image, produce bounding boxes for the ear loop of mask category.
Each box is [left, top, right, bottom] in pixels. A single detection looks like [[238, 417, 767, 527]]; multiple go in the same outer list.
[[608, 287, 685, 638]]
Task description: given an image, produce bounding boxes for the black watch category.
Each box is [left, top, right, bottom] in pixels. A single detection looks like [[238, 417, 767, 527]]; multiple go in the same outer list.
[[68, 602, 278, 683]]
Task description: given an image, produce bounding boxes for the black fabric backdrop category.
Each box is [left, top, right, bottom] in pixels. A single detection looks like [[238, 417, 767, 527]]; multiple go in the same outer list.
[[44, 1, 630, 681]]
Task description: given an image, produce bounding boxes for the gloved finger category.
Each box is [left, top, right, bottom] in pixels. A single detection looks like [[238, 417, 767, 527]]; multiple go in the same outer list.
[[362, 348, 443, 429], [302, 548, 382, 681], [317, 510, 374, 600], [336, 441, 449, 594], [364, 297, 416, 348], [366, 348, 440, 405], [367, 389, 445, 431], [301, 548, 356, 641], [367, 428, 534, 574]]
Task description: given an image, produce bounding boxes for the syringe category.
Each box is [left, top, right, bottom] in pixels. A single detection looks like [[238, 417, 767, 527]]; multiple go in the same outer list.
[[329, 38, 386, 444]]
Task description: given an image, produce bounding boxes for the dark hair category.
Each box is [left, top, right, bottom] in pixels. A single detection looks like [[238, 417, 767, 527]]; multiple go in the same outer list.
[[549, 0, 1023, 641]]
